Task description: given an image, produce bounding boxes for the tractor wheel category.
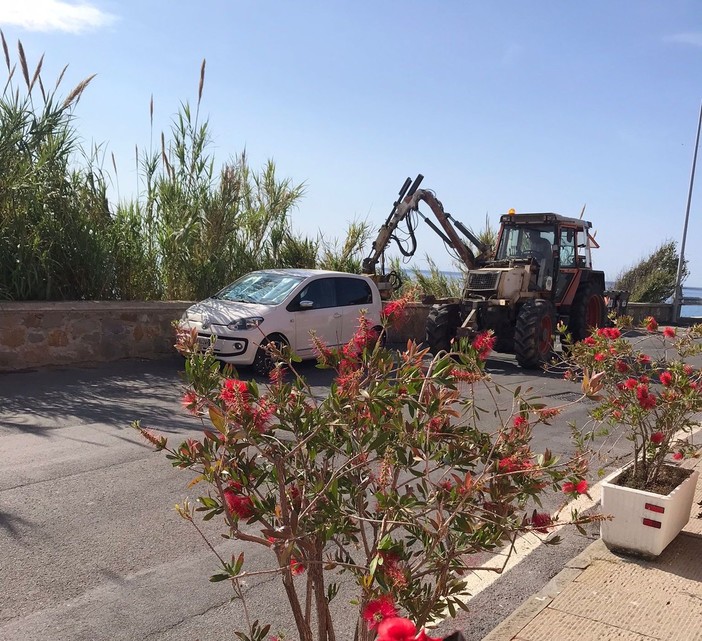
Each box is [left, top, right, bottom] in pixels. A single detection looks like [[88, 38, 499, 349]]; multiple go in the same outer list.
[[425, 304, 460, 355], [570, 282, 606, 342], [514, 300, 555, 369]]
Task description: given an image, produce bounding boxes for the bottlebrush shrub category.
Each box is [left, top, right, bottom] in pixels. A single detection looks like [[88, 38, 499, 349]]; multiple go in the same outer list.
[[559, 319, 702, 492], [135, 312, 592, 641]]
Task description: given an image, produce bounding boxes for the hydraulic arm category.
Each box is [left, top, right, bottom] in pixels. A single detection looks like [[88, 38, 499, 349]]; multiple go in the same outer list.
[[362, 175, 485, 280]]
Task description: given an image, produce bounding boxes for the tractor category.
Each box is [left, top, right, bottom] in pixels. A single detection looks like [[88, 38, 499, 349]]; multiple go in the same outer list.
[[362, 174, 608, 368]]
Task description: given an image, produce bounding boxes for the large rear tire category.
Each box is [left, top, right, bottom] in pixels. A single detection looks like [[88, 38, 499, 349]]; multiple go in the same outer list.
[[425, 304, 460, 355], [570, 282, 606, 342], [514, 300, 555, 369]]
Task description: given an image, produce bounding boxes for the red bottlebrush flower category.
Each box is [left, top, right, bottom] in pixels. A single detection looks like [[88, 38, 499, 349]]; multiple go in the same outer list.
[[138, 427, 167, 450], [606, 327, 621, 339], [528, 512, 554, 534], [289, 557, 305, 576], [563, 479, 588, 494], [650, 431, 665, 445], [513, 415, 528, 428], [673, 451, 684, 461], [638, 354, 651, 365], [380, 552, 408, 588], [624, 378, 638, 390], [472, 331, 496, 360], [684, 364, 694, 376], [615, 359, 629, 373], [268, 365, 286, 386], [636, 385, 657, 410], [659, 371, 673, 387], [181, 391, 201, 415], [450, 367, 482, 383], [583, 336, 596, 346], [381, 298, 408, 325], [498, 456, 532, 474], [223, 490, 254, 519], [363, 595, 398, 630], [594, 352, 606, 362], [220, 378, 250, 409], [663, 326, 676, 338], [538, 407, 560, 421], [645, 316, 658, 332], [376, 617, 417, 641]]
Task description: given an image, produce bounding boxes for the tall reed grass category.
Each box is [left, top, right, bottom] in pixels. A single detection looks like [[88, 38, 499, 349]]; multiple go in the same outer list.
[[0, 43, 403, 301]]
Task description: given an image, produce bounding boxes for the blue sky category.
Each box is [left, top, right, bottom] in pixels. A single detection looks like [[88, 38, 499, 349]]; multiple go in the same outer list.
[[1, 1, 701, 286]]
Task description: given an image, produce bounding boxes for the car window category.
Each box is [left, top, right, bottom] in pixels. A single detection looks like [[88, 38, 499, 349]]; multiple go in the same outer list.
[[292, 278, 337, 309], [215, 273, 304, 305], [336, 278, 373, 306]]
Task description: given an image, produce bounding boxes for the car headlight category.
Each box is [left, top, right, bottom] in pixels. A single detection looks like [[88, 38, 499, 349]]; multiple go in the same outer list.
[[227, 316, 264, 331]]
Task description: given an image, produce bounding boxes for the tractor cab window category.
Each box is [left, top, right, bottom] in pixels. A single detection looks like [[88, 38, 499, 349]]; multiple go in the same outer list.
[[559, 228, 577, 268], [496, 225, 555, 261], [577, 230, 593, 268]]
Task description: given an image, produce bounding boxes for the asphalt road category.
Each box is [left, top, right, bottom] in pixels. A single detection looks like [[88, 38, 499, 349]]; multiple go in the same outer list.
[[0, 351, 627, 641]]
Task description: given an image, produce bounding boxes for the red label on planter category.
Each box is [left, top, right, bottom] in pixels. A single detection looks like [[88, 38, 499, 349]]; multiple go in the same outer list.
[[643, 518, 662, 529], [644, 503, 665, 514]]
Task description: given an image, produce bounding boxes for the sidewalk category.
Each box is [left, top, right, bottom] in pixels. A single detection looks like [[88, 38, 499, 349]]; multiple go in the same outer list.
[[481, 458, 702, 641]]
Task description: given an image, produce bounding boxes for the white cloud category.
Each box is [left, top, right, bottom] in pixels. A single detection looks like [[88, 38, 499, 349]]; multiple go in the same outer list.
[[0, 0, 116, 34], [664, 32, 702, 47]]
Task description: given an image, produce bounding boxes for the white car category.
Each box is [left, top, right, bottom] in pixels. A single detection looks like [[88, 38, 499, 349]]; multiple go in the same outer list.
[[179, 269, 384, 374]]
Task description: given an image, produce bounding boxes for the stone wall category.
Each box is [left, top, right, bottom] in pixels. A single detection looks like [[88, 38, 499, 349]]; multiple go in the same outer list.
[[626, 302, 673, 324], [0, 301, 431, 372], [0, 301, 190, 372], [0, 299, 689, 372]]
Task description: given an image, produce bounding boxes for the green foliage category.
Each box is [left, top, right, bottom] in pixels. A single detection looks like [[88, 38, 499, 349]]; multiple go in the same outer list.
[[136, 316, 594, 640], [390, 255, 464, 300], [559, 322, 702, 489], [613, 240, 687, 303], [0, 45, 309, 301], [0, 34, 114, 300], [317, 219, 373, 273]]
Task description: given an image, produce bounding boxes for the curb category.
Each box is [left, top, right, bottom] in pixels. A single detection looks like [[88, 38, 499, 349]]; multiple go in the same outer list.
[[480, 539, 608, 641]]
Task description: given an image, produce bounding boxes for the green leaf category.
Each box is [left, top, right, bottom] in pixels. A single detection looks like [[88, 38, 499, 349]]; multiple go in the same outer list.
[[209, 573, 231, 582]]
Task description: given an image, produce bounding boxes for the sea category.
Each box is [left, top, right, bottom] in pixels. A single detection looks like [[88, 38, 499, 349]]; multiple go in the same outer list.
[[680, 286, 702, 318], [435, 271, 702, 319]]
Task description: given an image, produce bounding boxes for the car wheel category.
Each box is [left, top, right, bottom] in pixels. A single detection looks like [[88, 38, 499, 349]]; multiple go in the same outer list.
[[252, 335, 288, 377]]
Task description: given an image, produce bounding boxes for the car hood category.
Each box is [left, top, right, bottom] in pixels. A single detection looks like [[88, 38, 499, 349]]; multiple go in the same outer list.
[[185, 299, 271, 325]]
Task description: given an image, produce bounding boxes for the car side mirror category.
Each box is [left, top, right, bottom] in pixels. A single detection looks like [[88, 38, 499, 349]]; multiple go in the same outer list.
[[299, 299, 314, 309]]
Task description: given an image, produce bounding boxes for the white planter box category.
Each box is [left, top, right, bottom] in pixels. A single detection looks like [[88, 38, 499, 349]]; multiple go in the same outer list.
[[600, 464, 699, 558]]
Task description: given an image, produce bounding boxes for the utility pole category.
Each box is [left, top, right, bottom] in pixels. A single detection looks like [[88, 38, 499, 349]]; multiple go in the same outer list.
[[672, 102, 702, 323]]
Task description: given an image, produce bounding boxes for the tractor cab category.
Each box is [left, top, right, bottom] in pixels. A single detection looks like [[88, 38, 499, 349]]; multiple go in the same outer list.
[[492, 212, 599, 303]]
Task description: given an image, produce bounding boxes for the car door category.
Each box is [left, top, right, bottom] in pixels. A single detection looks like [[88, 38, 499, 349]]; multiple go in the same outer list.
[[287, 277, 343, 356], [336, 277, 376, 343]]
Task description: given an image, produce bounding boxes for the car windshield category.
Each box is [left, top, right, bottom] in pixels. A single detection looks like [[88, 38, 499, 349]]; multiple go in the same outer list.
[[213, 272, 305, 305]]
